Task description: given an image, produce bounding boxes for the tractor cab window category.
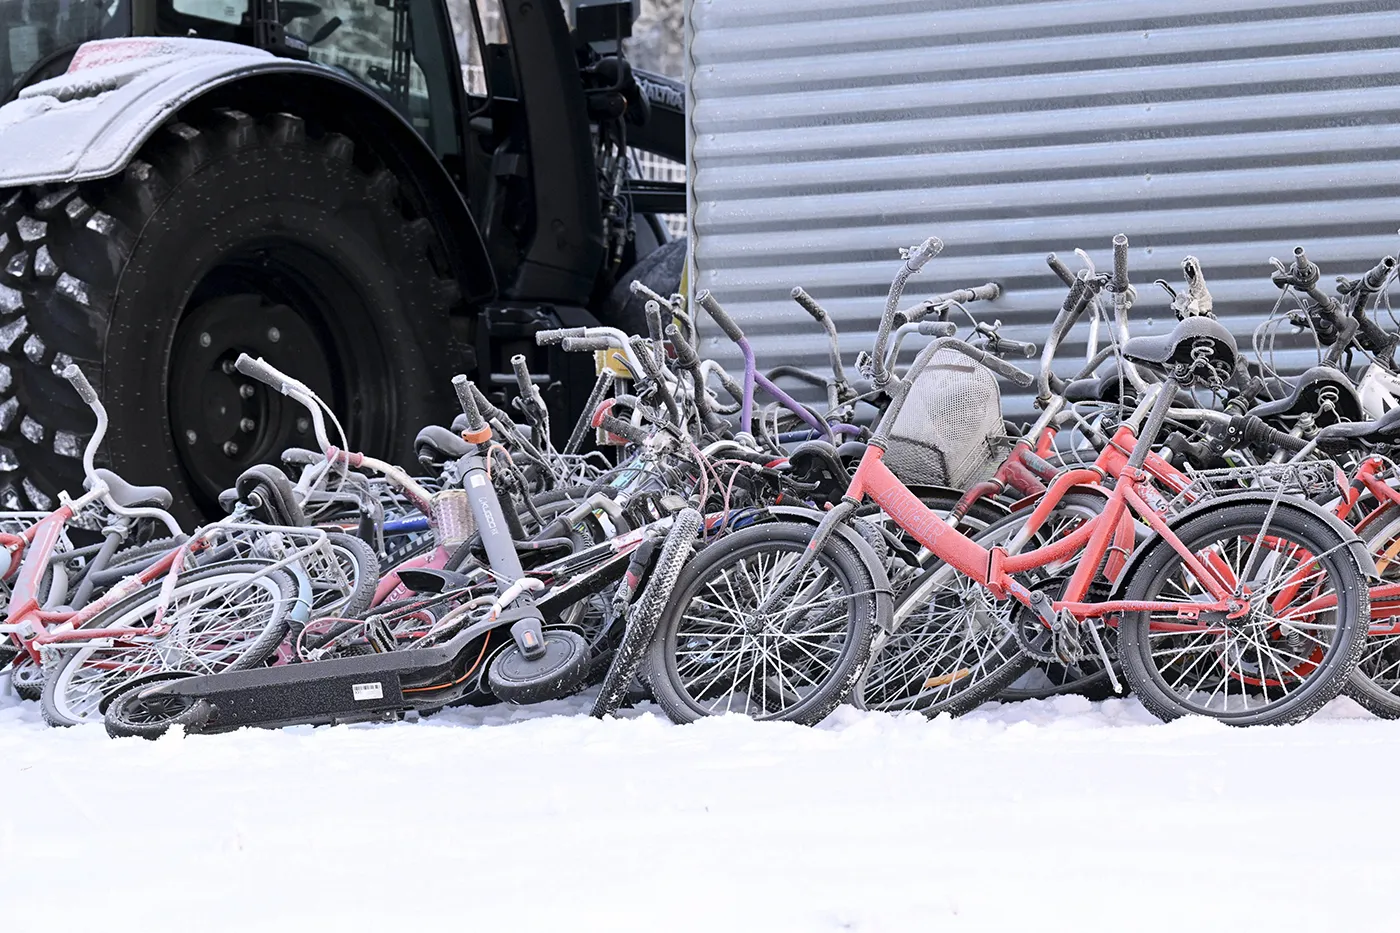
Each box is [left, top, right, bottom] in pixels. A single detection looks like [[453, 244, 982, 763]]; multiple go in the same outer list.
[[161, 0, 463, 160], [2, 0, 132, 103]]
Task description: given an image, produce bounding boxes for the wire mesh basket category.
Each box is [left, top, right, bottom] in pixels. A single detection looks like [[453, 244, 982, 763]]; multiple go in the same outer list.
[[200, 523, 354, 619], [1163, 460, 1344, 516], [882, 348, 1006, 488]]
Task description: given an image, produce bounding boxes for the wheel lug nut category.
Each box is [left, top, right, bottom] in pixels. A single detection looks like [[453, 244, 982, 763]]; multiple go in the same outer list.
[[221, 360, 236, 375], [239, 384, 255, 399], [240, 418, 255, 433], [199, 332, 212, 348], [296, 417, 309, 433], [223, 441, 240, 457], [185, 430, 197, 445], [267, 327, 281, 343]]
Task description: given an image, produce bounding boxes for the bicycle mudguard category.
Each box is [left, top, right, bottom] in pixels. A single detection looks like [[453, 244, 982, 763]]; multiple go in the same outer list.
[[1105, 492, 1380, 606], [759, 505, 896, 630], [149, 612, 511, 732]]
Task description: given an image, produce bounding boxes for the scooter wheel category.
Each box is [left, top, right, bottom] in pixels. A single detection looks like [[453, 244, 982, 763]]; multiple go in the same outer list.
[[104, 672, 212, 740], [487, 629, 591, 705]]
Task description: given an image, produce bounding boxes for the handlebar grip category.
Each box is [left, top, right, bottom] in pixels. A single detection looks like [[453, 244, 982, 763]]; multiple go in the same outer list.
[[1046, 253, 1075, 288], [949, 344, 1034, 388], [904, 236, 943, 272], [62, 364, 99, 405], [790, 286, 828, 322], [510, 354, 533, 395], [536, 327, 587, 347], [1112, 234, 1129, 291], [281, 447, 323, 466], [1292, 245, 1320, 286], [629, 279, 669, 305], [234, 353, 297, 394], [697, 290, 746, 344], [968, 282, 1001, 302], [599, 415, 649, 446], [667, 323, 700, 367], [1237, 415, 1308, 453], [996, 337, 1038, 359], [562, 336, 614, 353], [451, 374, 485, 433], [917, 321, 958, 337], [1363, 255, 1396, 291], [645, 299, 665, 345]]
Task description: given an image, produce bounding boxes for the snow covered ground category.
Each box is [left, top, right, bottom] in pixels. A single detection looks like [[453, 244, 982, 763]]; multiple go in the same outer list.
[[3, 684, 1397, 933]]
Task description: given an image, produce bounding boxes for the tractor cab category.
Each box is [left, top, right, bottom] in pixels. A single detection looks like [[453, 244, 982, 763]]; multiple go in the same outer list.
[[1, 0, 133, 103]]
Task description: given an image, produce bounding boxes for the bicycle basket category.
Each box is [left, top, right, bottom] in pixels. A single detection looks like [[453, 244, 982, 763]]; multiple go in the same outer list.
[[881, 348, 1004, 488]]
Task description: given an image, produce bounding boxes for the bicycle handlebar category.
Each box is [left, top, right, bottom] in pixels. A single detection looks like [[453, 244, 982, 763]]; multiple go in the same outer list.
[[452, 374, 485, 436], [697, 290, 746, 344], [1362, 255, 1395, 292], [535, 327, 587, 347], [1112, 234, 1129, 292], [562, 336, 615, 353], [917, 321, 958, 337], [1046, 253, 1075, 288]]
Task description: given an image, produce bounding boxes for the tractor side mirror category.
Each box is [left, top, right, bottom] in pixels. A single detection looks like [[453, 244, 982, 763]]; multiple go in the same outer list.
[[573, 0, 639, 46]]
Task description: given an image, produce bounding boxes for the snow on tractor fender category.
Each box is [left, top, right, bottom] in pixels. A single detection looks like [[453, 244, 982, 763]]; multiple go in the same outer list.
[[0, 39, 289, 188], [0, 36, 494, 519]]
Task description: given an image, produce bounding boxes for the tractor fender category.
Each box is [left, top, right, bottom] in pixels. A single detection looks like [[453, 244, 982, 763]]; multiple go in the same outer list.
[[0, 37, 494, 302], [1106, 493, 1380, 605]]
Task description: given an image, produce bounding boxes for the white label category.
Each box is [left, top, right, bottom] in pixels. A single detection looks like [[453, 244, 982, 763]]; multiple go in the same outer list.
[[352, 681, 383, 701], [469, 473, 487, 487]]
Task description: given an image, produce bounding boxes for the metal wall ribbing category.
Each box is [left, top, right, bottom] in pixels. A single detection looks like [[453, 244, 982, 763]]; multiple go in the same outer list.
[[686, 0, 1400, 416]]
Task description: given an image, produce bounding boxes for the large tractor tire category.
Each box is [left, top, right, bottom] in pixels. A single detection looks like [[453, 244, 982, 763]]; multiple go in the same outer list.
[[600, 235, 686, 336], [0, 105, 466, 518]]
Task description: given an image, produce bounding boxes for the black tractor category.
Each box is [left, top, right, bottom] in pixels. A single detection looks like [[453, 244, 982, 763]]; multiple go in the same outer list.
[[0, 0, 686, 518]]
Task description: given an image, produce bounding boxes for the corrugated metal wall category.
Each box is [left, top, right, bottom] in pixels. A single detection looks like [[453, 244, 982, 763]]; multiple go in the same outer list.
[[685, 0, 1400, 418]]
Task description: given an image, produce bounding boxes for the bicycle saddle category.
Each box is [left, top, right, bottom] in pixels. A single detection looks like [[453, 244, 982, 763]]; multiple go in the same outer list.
[[281, 447, 323, 467], [87, 469, 173, 510], [415, 425, 472, 464], [1123, 316, 1237, 372], [235, 464, 307, 526], [395, 567, 478, 594], [1315, 404, 1400, 449], [1248, 366, 1363, 425]]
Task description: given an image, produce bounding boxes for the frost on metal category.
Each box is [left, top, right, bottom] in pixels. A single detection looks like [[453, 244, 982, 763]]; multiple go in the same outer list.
[[20, 415, 43, 444], [0, 485, 19, 509], [0, 447, 19, 475], [0, 317, 27, 351], [22, 334, 45, 363], [0, 397, 20, 432], [65, 197, 92, 223], [22, 478, 51, 510], [86, 212, 115, 235], [0, 364, 14, 394], [53, 431, 83, 459], [5, 253, 28, 279], [49, 352, 74, 376], [16, 218, 46, 243], [34, 246, 57, 279], [0, 284, 21, 314], [55, 274, 91, 308], [35, 187, 76, 214]]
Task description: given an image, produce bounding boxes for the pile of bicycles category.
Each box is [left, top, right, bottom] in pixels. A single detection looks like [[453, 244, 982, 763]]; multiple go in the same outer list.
[[7, 228, 1400, 737]]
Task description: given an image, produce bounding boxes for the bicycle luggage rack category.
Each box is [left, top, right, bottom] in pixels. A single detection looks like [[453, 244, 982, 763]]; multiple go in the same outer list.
[[1164, 460, 1343, 515]]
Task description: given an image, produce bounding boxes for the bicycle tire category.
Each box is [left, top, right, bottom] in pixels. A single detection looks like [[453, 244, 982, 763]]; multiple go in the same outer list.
[[1342, 510, 1400, 718], [314, 533, 380, 620], [1118, 501, 1368, 726], [853, 492, 1105, 717], [642, 520, 880, 726], [103, 671, 211, 740], [591, 509, 701, 718], [41, 561, 296, 727]]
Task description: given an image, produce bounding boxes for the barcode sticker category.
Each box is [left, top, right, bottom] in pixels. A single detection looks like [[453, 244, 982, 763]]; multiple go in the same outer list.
[[352, 682, 383, 701]]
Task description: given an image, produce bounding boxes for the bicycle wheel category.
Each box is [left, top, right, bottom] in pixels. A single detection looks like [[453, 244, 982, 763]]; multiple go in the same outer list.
[[642, 520, 881, 725], [592, 509, 701, 718], [1342, 511, 1400, 718], [1118, 501, 1368, 726], [312, 533, 380, 620], [40, 561, 296, 727], [853, 493, 1104, 717], [9, 653, 43, 701]]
